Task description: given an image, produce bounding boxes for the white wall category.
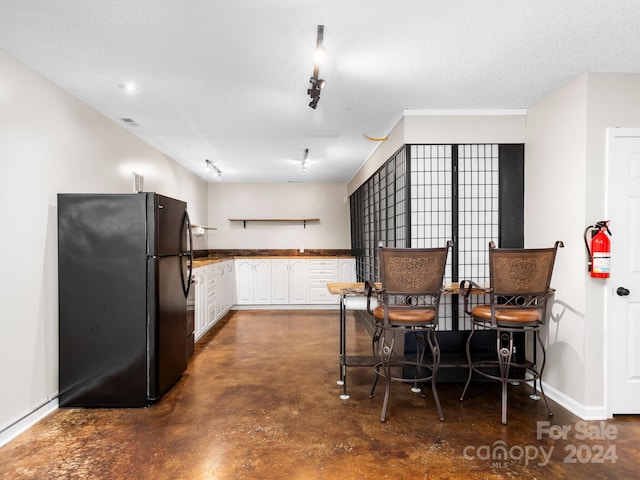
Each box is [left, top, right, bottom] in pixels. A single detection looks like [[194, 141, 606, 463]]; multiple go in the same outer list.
[[525, 73, 640, 418], [207, 182, 350, 249], [0, 50, 208, 444], [525, 76, 589, 410], [348, 112, 527, 194]]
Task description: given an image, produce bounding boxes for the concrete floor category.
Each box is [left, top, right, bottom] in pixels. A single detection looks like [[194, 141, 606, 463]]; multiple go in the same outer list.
[[0, 309, 638, 479]]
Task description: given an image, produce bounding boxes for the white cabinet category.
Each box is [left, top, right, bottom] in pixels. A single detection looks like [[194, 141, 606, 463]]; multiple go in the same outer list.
[[194, 261, 234, 341], [271, 259, 307, 304], [217, 260, 234, 316], [235, 258, 272, 305], [289, 259, 307, 304], [206, 256, 354, 311], [339, 258, 356, 283], [307, 259, 339, 304], [271, 258, 290, 304], [205, 264, 217, 332], [253, 260, 271, 303], [234, 259, 254, 304], [193, 268, 207, 341], [215, 263, 225, 318]]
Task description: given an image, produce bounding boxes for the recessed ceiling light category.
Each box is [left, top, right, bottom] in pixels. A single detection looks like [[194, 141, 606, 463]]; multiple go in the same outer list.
[[117, 83, 137, 94], [120, 118, 139, 126]]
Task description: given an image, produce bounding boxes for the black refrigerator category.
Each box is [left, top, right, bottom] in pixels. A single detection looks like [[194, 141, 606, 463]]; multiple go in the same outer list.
[[57, 192, 193, 407]]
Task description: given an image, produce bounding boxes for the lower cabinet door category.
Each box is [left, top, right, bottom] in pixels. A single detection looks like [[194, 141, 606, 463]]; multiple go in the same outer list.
[[271, 259, 290, 304], [289, 260, 307, 304], [234, 260, 255, 304], [253, 260, 272, 304]]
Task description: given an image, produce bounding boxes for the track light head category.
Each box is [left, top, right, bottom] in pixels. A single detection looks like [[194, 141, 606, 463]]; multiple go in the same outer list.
[[205, 159, 222, 180], [309, 77, 325, 89], [306, 25, 326, 109], [307, 76, 324, 107], [307, 87, 321, 98]]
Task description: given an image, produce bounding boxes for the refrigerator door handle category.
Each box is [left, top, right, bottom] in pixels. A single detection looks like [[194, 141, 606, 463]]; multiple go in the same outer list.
[[182, 210, 194, 298]]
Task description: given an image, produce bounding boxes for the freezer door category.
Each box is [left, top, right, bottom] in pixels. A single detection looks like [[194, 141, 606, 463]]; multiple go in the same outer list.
[[147, 193, 192, 297], [150, 194, 188, 257]]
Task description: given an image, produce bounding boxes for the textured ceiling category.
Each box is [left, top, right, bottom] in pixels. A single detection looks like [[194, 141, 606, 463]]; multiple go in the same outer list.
[[1, 0, 640, 183]]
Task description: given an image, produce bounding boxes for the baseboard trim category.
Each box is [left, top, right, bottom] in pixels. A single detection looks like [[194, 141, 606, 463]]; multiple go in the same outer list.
[[0, 398, 58, 448], [232, 304, 339, 310], [542, 382, 608, 420]]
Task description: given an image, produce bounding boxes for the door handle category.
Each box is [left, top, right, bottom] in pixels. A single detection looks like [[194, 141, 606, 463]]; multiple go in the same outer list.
[[616, 287, 630, 296]]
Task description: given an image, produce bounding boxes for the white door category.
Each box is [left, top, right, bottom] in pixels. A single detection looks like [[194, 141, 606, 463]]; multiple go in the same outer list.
[[609, 128, 640, 414]]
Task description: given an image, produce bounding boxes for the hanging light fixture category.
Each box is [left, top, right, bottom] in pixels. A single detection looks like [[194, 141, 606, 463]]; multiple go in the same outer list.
[[307, 25, 326, 109], [205, 159, 222, 180], [301, 148, 309, 173]]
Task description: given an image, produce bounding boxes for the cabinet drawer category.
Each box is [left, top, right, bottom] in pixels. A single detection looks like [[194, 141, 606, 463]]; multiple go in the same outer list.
[[307, 268, 338, 281], [308, 259, 338, 268], [307, 267, 338, 275], [307, 275, 338, 285], [207, 302, 216, 322], [308, 285, 338, 304], [207, 265, 216, 301]]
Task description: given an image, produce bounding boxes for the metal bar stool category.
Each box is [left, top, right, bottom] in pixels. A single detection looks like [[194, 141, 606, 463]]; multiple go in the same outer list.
[[460, 240, 563, 424], [365, 241, 452, 422]]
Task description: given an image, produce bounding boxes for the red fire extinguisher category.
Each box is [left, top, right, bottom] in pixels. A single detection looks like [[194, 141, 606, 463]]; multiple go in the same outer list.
[[584, 220, 612, 278]]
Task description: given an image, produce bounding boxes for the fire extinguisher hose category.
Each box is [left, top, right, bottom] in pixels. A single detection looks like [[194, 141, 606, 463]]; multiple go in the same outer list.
[[584, 224, 595, 253]]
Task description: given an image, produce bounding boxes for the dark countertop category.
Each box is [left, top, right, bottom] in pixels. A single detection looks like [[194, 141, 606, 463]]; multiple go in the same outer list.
[[193, 250, 354, 269]]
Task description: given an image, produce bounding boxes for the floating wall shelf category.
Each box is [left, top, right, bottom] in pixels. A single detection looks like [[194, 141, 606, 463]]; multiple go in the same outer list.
[[228, 218, 320, 229]]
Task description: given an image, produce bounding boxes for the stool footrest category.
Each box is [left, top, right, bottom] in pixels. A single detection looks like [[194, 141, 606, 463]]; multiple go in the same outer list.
[[373, 361, 437, 384]]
